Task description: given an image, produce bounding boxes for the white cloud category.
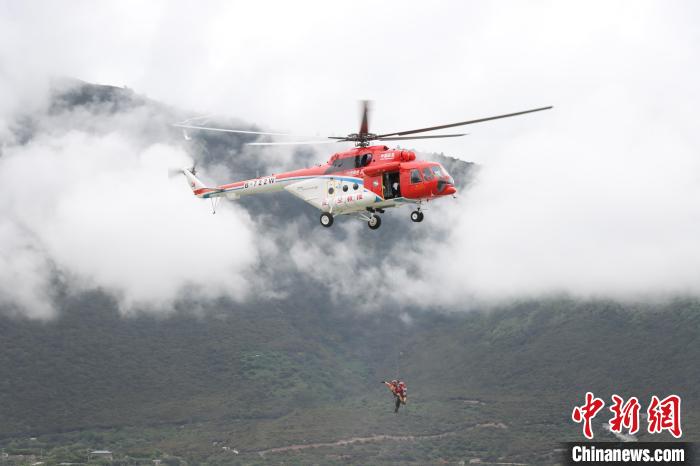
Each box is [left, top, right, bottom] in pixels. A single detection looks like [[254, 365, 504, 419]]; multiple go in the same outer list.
[[0, 221, 54, 319], [0, 124, 260, 317], [380, 86, 700, 304], [1, 1, 700, 316]]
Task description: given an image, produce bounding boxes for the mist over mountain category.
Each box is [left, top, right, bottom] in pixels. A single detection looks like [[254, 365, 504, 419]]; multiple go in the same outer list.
[[0, 78, 476, 319], [0, 80, 698, 465], [3, 70, 700, 324]]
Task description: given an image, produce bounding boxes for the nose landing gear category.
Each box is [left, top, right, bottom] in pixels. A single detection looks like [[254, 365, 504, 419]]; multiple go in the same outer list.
[[410, 210, 424, 222], [368, 214, 382, 230]]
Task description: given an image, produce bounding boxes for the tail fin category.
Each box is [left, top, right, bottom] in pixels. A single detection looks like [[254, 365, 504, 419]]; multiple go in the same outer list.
[[182, 168, 207, 193], [170, 166, 226, 203], [180, 168, 227, 199]]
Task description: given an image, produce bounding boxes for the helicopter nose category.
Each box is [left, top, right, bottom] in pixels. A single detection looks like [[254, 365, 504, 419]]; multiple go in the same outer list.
[[436, 179, 456, 195], [443, 185, 457, 196]]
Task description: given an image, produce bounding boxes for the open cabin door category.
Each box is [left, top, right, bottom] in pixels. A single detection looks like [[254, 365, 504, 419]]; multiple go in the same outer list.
[[382, 171, 401, 199]]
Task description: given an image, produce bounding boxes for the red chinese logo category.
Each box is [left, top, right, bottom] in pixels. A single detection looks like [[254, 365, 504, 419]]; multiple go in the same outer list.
[[647, 394, 682, 438], [572, 393, 682, 439], [572, 392, 605, 439], [609, 394, 640, 435]]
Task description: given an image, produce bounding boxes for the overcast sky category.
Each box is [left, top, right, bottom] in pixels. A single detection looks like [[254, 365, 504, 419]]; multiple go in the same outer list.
[[6, 1, 698, 158], [1, 1, 700, 317]]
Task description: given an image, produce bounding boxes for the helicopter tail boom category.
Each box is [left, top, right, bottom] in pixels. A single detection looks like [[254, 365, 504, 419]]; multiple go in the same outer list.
[[181, 168, 225, 198]]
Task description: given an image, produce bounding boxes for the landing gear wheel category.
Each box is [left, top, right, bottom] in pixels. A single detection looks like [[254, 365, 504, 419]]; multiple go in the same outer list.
[[368, 214, 382, 230], [320, 213, 334, 228], [411, 210, 424, 222]]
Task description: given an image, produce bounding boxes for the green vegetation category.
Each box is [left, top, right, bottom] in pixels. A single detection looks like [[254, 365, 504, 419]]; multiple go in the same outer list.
[[1, 296, 698, 464]]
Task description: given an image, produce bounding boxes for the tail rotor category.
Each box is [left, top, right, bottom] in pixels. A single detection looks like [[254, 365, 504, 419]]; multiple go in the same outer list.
[[167, 162, 197, 179]]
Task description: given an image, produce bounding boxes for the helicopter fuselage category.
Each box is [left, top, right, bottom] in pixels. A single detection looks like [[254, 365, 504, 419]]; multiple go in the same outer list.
[[192, 145, 456, 219]]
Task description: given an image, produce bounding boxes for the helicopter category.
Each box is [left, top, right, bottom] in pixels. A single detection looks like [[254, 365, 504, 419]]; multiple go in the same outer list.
[[173, 102, 551, 229]]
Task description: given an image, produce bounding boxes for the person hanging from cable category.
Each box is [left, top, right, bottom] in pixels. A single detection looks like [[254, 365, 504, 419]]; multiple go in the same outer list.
[[382, 379, 408, 412]]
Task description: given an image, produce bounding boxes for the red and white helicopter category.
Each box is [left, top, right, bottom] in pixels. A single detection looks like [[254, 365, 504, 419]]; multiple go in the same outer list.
[[173, 103, 551, 229]]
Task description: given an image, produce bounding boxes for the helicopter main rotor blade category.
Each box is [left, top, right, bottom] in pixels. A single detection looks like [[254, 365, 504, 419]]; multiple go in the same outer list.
[[247, 140, 347, 146], [172, 123, 296, 137], [375, 106, 553, 138], [173, 123, 347, 142], [378, 133, 467, 141], [359, 100, 370, 136]]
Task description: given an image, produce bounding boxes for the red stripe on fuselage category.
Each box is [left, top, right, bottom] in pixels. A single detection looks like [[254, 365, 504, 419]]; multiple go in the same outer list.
[[214, 166, 328, 191], [193, 187, 220, 195]]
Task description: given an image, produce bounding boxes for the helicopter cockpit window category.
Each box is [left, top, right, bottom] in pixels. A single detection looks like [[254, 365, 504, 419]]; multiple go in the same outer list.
[[433, 165, 454, 184], [359, 153, 372, 167], [410, 169, 422, 184], [422, 167, 434, 181]]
